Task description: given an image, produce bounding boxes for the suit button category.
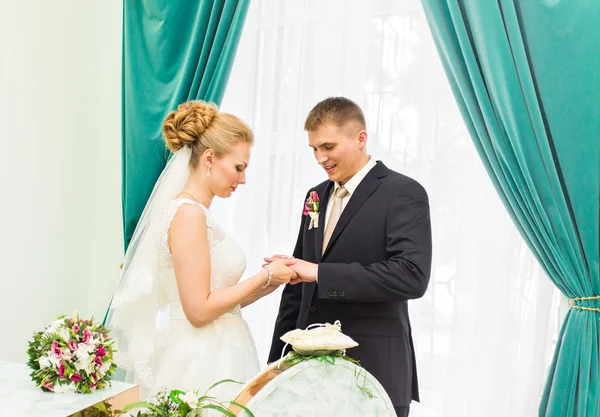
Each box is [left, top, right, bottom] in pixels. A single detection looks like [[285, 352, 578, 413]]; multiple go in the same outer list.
[[332, 291, 338, 297], [339, 291, 345, 297], [328, 291, 334, 297], [310, 306, 316, 313]]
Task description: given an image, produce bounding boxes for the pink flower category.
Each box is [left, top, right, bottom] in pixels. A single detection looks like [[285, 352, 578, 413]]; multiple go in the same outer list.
[[68, 342, 78, 351], [59, 364, 66, 379], [51, 341, 63, 358], [42, 380, 54, 392], [303, 191, 320, 217], [70, 374, 83, 382], [93, 356, 103, 367], [90, 383, 98, 391], [103, 334, 108, 340], [72, 325, 80, 333], [96, 345, 106, 357], [81, 329, 92, 343]]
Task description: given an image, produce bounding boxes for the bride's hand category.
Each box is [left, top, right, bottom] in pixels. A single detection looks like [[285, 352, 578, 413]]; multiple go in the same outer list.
[[267, 258, 298, 285]]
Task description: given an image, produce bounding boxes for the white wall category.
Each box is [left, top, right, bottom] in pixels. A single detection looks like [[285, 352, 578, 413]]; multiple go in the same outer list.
[[0, 2, 123, 362]]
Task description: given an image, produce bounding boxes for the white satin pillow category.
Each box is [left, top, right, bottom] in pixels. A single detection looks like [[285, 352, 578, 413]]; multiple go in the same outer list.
[[280, 321, 358, 353]]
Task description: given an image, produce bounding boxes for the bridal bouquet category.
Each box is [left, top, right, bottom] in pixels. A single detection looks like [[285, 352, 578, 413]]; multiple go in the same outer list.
[[120, 381, 255, 417], [27, 312, 117, 393]]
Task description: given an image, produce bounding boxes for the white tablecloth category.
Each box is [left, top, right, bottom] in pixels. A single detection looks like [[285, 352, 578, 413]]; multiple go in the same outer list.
[[0, 360, 136, 417]]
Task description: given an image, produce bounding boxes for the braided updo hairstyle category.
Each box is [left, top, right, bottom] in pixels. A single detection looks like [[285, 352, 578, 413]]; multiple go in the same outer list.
[[162, 100, 254, 168]]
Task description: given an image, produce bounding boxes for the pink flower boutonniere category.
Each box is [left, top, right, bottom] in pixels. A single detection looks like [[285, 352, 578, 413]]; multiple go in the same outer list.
[[303, 191, 320, 230]]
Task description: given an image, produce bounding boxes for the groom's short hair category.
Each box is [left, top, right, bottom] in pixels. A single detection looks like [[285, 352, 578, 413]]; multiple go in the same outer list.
[[304, 97, 366, 132]]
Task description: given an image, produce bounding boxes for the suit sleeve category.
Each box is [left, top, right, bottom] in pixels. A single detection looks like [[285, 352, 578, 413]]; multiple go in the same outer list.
[[317, 181, 432, 302], [267, 194, 308, 362]]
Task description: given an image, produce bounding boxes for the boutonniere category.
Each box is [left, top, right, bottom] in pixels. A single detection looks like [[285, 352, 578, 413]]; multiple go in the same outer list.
[[303, 191, 320, 230]]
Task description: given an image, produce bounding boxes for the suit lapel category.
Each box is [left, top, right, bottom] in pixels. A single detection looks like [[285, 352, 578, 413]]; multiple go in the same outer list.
[[321, 162, 388, 259], [304, 163, 388, 309], [314, 181, 334, 261], [304, 182, 333, 316]]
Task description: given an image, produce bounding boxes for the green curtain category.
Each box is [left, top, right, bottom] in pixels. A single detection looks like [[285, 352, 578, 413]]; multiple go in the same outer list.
[[421, 1, 600, 416], [122, 0, 250, 249]]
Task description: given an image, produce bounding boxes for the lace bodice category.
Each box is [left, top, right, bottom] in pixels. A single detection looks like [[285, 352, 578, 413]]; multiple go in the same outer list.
[[157, 198, 247, 313]]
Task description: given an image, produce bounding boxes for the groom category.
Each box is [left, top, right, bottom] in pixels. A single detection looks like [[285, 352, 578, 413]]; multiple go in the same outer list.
[[266, 97, 432, 417]]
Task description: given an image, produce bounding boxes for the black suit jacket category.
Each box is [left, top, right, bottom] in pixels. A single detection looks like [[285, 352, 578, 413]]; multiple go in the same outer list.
[[268, 161, 432, 407]]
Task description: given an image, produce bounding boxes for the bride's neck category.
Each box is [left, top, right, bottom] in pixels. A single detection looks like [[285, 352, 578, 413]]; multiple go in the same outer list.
[[181, 177, 214, 208]]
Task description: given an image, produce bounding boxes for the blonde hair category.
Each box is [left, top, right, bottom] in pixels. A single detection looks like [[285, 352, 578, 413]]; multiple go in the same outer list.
[[162, 100, 254, 168], [304, 97, 366, 132]]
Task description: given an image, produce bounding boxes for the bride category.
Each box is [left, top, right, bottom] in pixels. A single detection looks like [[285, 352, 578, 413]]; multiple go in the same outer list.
[[105, 100, 297, 399]]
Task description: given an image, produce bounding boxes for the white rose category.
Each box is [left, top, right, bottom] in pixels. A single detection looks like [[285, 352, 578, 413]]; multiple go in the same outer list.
[[73, 346, 92, 372], [83, 343, 96, 353], [52, 318, 66, 327], [48, 355, 62, 368], [99, 361, 111, 375], [74, 345, 91, 361], [75, 357, 92, 374], [179, 392, 199, 409], [57, 327, 71, 342], [43, 319, 65, 336], [43, 326, 56, 336], [38, 356, 51, 369]]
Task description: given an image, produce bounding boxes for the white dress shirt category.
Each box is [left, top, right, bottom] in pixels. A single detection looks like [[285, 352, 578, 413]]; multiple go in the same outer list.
[[316, 157, 377, 282], [324, 157, 377, 230]]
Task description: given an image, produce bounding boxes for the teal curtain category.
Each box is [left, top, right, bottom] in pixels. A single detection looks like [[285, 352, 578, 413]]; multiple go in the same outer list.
[[421, 1, 600, 416], [122, 0, 250, 249]]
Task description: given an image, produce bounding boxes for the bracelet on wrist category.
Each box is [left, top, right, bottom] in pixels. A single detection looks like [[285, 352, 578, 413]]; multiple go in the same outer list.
[[262, 265, 273, 287]]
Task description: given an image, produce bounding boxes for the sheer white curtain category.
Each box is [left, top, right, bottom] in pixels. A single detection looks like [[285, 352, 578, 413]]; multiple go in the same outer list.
[[217, 1, 558, 415]]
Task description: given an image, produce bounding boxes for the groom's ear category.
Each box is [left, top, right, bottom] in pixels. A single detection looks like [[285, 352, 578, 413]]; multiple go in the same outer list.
[[357, 129, 368, 149]]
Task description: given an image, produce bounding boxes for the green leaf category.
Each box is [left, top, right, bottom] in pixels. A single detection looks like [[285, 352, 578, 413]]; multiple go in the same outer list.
[[197, 395, 217, 403], [168, 389, 186, 405], [206, 378, 242, 392], [319, 355, 335, 365], [202, 404, 237, 417], [93, 401, 110, 412], [119, 401, 164, 416], [229, 401, 256, 417]]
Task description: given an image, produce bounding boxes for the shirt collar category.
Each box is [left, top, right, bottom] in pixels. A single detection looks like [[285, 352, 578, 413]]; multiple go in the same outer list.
[[333, 157, 377, 196]]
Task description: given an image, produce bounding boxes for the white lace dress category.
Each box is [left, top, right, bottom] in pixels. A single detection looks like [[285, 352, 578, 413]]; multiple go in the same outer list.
[[152, 198, 260, 400]]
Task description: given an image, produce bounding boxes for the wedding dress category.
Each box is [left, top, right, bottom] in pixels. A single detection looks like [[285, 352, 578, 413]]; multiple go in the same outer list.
[[105, 147, 259, 403], [151, 198, 260, 398]]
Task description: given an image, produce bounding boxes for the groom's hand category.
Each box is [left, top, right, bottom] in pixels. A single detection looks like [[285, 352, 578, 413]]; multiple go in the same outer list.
[[263, 255, 317, 284], [288, 259, 318, 284], [262, 254, 293, 266]]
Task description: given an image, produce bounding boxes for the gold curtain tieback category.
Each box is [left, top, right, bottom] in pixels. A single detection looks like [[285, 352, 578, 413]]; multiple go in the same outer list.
[[569, 295, 600, 313]]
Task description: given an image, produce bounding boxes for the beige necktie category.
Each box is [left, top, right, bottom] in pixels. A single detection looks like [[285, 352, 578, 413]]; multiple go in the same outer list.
[[323, 186, 349, 253]]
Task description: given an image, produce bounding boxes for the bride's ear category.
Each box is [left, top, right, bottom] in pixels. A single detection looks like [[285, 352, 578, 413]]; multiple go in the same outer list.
[[203, 149, 214, 169]]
